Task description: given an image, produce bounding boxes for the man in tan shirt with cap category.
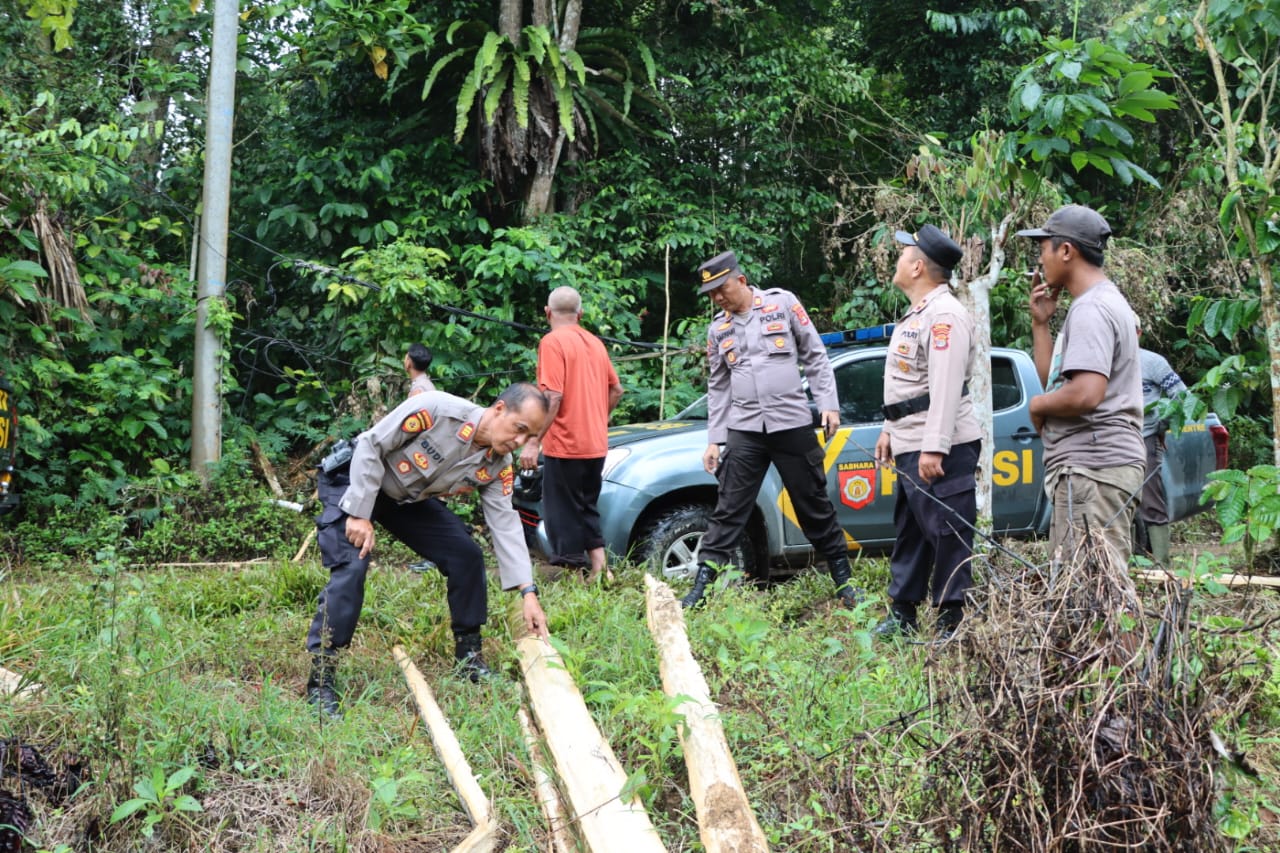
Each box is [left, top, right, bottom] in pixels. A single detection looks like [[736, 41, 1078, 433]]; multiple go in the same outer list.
[[1020, 204, 1145, 567], [872, 225, 981, 639]]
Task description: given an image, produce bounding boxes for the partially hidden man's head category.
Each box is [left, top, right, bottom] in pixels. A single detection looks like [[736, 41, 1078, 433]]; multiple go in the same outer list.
[[405, 342, 432, 373], [484, 383, 550, 456], [696, 250, 752, 313]]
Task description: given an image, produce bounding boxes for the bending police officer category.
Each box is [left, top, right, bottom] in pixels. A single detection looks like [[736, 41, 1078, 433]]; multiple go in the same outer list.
[[305, 383, 550, 718]]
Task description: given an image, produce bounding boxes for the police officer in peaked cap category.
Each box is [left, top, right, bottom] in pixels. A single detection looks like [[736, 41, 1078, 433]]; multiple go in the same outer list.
[[872, 225, 981, 639], [682, 250, 861, 609]]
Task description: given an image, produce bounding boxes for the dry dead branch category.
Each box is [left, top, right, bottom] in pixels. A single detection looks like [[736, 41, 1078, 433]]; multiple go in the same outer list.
[[836, 529, 1238, 852]]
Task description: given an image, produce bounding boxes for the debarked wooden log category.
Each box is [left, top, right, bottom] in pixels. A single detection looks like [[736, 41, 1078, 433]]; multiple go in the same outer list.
[[644, 574, 769, 853], [517, 634, 668, 852]]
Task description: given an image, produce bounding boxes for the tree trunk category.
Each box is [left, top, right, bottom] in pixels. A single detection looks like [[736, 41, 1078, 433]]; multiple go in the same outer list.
[[1261, 259, 1280, 466], [957, 213, 1013, 540]]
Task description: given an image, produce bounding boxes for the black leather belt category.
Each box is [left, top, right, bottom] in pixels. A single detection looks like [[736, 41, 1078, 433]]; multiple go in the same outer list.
[[882, 383, 968, 422]]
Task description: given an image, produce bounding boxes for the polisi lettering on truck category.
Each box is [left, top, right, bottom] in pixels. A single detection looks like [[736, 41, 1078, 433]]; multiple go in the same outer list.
[[834, 447, 1035, 506]]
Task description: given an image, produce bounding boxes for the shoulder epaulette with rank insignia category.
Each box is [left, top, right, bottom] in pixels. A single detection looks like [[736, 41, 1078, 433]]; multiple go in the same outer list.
[[456, 422, 475, 442], [400, 409, 434, 434]]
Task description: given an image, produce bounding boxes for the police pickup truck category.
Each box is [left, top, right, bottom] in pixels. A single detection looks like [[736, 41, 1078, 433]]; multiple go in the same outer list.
[[513, 327, 1229, 581], [0, 377, 18, 516]]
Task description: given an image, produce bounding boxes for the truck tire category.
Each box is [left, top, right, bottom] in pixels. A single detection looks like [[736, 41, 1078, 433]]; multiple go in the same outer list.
[[639, 504, 766, 585]]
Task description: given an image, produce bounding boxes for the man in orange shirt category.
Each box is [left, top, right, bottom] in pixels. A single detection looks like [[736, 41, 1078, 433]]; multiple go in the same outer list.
[[519, 287, 624, 582]]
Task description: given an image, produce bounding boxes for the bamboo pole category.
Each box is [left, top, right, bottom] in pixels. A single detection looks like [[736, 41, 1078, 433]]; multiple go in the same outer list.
[[518, 706, 576, 853], [644, 574, 769, 853], [392, 646, 499, 851], [517, 635, 667, 852]]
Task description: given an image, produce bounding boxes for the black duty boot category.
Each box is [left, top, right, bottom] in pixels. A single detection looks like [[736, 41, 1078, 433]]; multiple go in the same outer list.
[[453, 631, 495, 683], [680, 564, 718, 609], [935, 603, 963, 640], [872, 602, 918, 639], [305, 655, 342, 719], [827, 557, 864, 607]]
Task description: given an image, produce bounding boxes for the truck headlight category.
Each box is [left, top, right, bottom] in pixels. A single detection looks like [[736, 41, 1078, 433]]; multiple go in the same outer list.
[[601, 447, 631, 478]]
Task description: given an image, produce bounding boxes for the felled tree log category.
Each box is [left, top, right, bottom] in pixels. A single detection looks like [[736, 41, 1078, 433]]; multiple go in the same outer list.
[[518, 706, 575, 853], [516, 634, 667, 852], [392, 646, 498, 853], [644, 574, 769, 853]]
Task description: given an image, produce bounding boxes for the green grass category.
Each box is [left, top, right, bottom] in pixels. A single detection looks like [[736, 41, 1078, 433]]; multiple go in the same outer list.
[[1, 536, 1278, 851]]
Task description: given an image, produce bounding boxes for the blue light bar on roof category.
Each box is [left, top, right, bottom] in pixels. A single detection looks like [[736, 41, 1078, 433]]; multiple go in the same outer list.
[[820, 324, 896, 347]]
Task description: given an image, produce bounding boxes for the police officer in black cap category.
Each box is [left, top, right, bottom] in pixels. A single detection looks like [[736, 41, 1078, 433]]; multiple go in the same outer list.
[[872, 225, 981, 639], [682, 250, 859, 608]]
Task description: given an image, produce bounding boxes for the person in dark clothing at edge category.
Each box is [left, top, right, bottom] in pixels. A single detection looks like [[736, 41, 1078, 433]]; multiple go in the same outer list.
[[872, 225, 981, 640], [681, 250, 860, 609], [304, 383, 550, 718]]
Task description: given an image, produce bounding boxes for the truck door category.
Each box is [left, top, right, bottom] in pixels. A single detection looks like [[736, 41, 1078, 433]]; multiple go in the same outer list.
[[989, 354, 1044, 533], [825, 354, 897, 550]]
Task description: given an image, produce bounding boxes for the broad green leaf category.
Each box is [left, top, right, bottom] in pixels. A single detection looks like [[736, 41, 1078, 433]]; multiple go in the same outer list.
[[1020, 81, 1043, 113]]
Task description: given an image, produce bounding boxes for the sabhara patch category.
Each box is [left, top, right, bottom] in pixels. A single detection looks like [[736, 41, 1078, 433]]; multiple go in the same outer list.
[[791, 303, 810, 325], [931, 323, 952, 350], [412, 451, 430, 470], [400, 409, 434, 434], [456, 422, 476, 442]]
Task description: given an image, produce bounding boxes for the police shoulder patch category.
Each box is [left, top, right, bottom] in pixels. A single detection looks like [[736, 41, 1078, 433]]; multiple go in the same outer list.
[[931, 322, 952, 350], [400, 409, 434, 434]]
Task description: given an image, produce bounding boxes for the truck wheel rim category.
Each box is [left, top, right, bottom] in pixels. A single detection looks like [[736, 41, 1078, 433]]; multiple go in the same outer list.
[[660, 533, 701, 580]]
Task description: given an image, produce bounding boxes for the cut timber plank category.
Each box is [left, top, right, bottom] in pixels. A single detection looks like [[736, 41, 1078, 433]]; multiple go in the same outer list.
[[517, 635, 668, 853], [644, 575, 769, 853], [0, 665, 41, 700], [518, 706, 576, 853], [1134, 569, 1280, 589], [392, 646, 498, 853]]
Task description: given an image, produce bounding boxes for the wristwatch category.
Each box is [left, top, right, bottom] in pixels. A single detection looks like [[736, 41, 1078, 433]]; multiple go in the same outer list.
[[519, 584, 539, 597]]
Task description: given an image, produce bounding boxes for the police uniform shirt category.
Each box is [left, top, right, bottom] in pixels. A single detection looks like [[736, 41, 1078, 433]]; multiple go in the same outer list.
[[705, 286, 838, 444], [883, 285, 981, 455], [339, 391, 532, 590]]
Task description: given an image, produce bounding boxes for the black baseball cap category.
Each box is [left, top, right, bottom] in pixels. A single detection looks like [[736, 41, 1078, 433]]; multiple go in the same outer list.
[[894, 224, 963, 272], [1016, 204, 1112, 251]]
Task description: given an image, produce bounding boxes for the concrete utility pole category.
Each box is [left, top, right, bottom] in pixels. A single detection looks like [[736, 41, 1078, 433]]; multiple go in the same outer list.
[[191, 0, 239, 479]]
